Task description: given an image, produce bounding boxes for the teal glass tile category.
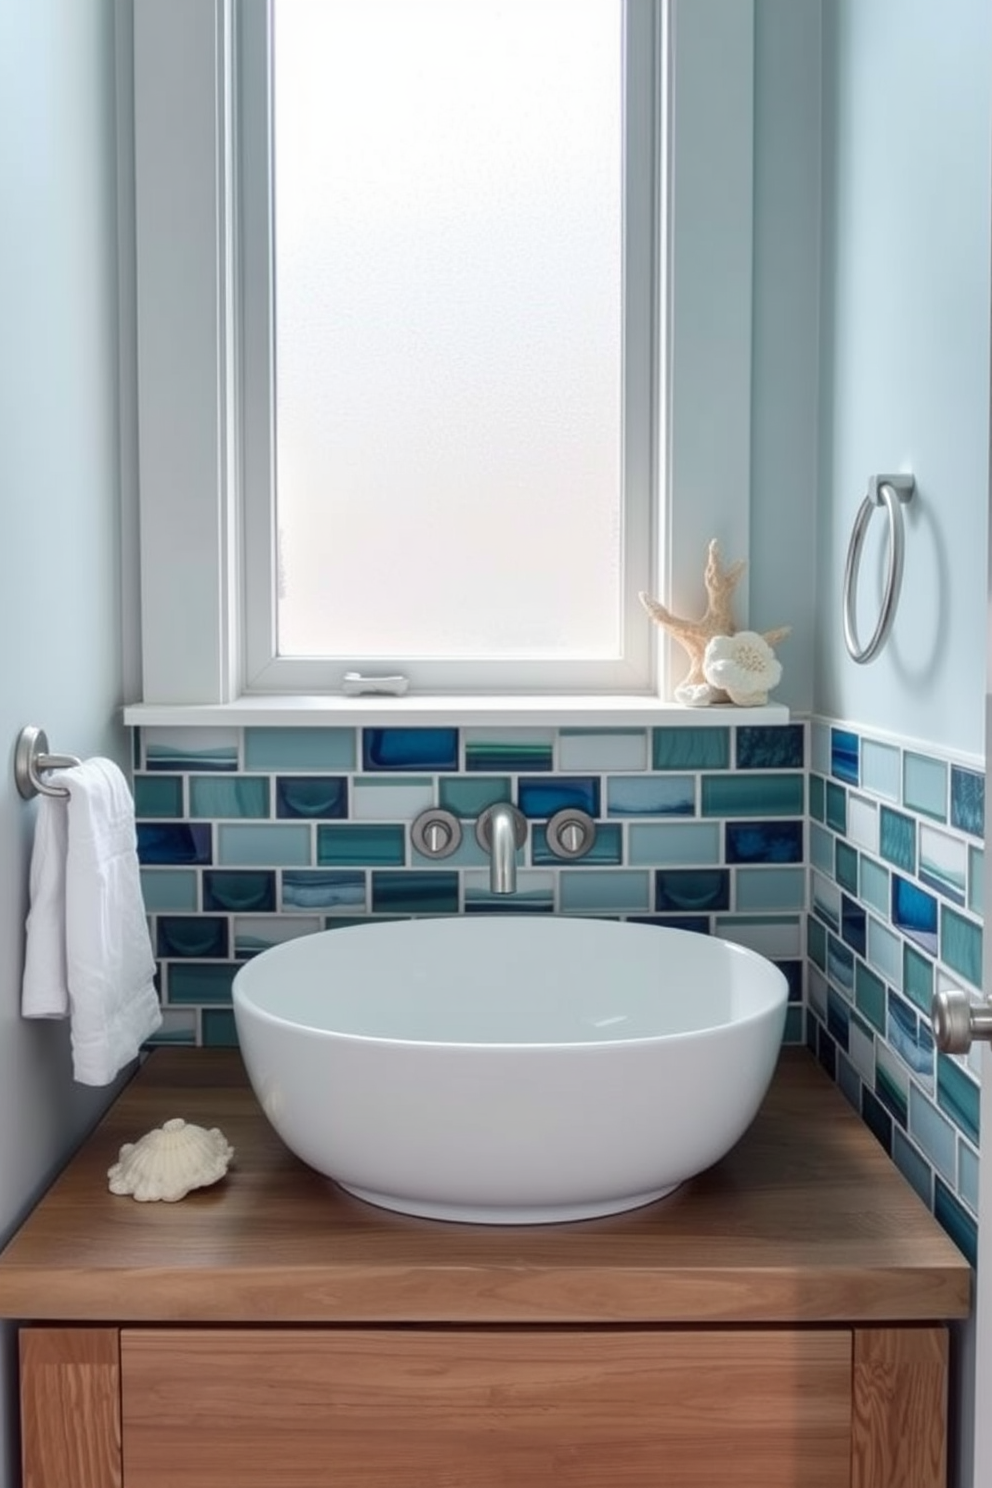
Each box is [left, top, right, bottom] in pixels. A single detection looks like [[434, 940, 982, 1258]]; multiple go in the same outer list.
[[879, 807, 916, 873], [909, 1085, 956, 1184], [607, 776, 695, 817], [903, 751, 947, 821], [140, 869, 199, 913], [811, 721, 832, 776], [559, 870, 650, 913], [855, 961, 886, 1034], [892, 875, 938, 956], [352, 776, 434, 821], [652, 727, 729, 771], [134, 775, 184, 818], [138, 823, 212, 865], [892, 1130, 933, 1209], [317, 824, 406, 867], [903, 944, 934, 1015], [831, 728, 859, 785], [203, 869, 275, 912], [968, 846, 984, 917], [735, 868, 805, 911], [464, 870, 554, 913], [807, 915, 827, 972], [826, 934, 854, 995], [935, 1178, 977, 1267], [202, 1010, 239, 1048], [835, 840, 858, 895], [167, 962, 238, 1005], [627, 822, 720, 866], [559, 729, 648, 771], [836, 1050, 862, 1111], [464, 729, 554, 773], [282, 871, 365, 911], [146, 1008, 198, 1047], [144, 726, 239, 772], [936, 1053, 980, 1144], [533, 823, 622, 867], [941, 906, 983, 990], [958, 1141, 979, 1215], [735, 724, 805, 769], [132, 727, 141, 771], [234, 916, 322, 957], [811, 870, 841, 930], [276, 776, 348, 820], [364, 728, 458, 771], [244, 727, 355, 772], [656, 869, 729, 913], [518, 778, 599, 818], [950, 765, 984, 837], [867, 917, 902, 983], [217, 824, 311, 867], [887, 991, 932, 1086], [918, 825, 966, 906], [827, 987, 850, 1050], [861, 739, 900, 801], [438, 776, 511, 818], [783, 1005, 805, 1044], [412, 831, 490, 869], [371, 871, 459, 914], [809, 823, 834, 875], [860, 1087, 892, 1154], [712, 915, 802, 958], [859, 857, 889, 918], [701, 774, 803, 817], [825, 781, 847, 834], [809, 773, 825, 823], [158, 916, 227, 959], [190, 776, 270, 819]]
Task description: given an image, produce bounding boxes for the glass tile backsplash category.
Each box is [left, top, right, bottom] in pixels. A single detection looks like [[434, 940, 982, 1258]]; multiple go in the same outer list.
[[131, 714, 983, 1265]]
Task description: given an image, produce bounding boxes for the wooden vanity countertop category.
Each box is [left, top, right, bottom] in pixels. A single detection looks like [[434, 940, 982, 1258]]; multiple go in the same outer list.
[[0, 1048, 971, 1327]]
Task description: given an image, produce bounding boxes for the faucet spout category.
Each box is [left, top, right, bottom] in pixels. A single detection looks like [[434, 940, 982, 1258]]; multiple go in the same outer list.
[[478, 802, 527, 895]]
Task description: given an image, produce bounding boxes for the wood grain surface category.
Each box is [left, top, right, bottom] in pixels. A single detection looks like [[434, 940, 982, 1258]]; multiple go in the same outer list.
[[20, 1328, 121, 1488], [851, 1326, 949, 1488], [0, 1049, 971, 1325]]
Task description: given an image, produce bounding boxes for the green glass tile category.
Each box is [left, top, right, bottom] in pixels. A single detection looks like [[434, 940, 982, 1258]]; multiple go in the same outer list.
[[318, 824, 406, 867], [202, 1010, 239, 1047], [825, 781, 847, 834], [855, 961, 886, 1034], [903, 751, 947, 822], [217, 824, 311, 866], [807, 915, 827, 972], [627, 822, 720, 866], [166, 962, 238, 1005], [879, 807, 916, 874], [244, 727, 356, 771], [533, 823, 622, 867], [859, 857, 889, 918], [559, 870, 650, 913], [463, 730, 553, 772], [134, 774, 184, 818], [559, 729, 647, 771], [936, 1053, 980, 1145], [968, 846, 984, 917], [189, 776, 270, 819], [809, 773, 825, 823], [835, 840, 858, 895], [140, 868, 199, 913], [735, 868, 805, 910], [941, 906, 983, 989], [438, 776, 512, 818], [903, 944, 934, 1015], [371, 871, 459, 914], [700, 774, 803, 817], [652, 727, 729, 771]]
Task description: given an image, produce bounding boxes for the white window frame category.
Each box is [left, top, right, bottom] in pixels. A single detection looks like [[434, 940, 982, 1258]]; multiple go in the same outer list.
[[127, 0, 754, 711]]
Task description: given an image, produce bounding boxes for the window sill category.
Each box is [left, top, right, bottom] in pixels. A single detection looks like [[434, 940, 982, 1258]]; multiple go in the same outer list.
[[122, 695, 790, 729]]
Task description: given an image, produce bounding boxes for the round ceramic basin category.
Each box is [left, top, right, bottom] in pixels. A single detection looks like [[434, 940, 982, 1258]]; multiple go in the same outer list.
[[232, 916, 788, 1225]]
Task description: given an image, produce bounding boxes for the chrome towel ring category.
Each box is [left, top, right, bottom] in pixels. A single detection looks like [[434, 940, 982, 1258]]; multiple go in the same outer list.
[[842, 473, 915, 664], [14, 726, 81, 800]]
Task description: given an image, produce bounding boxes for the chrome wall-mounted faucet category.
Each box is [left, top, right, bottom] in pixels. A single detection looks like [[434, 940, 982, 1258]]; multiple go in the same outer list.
[[476, 803, 528, 895]]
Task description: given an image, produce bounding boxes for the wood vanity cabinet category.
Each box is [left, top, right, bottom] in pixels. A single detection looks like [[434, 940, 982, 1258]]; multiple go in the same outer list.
[[2, 1051, 971, 1488]]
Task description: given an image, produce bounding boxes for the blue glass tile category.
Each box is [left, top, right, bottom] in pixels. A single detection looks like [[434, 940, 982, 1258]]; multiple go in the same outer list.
[[855, 961, 886, 1034], [371, 871, 459, 915], [892, 1130, 933, 1209], [903, 944, 934, 1016], [891, 875, 938, 955], [465, 899, 554, 916], [808, 774, 825, 823], [836, 1050, 862, 1111], [202, 1010, 240, 1048], [533, 823, 621, 867], [735, 724, 805, 770], [875, 1046, 908, 1129], [867, 918, 902, 984], [464, 731, 553, 773], [937, 1054, 980, 1144], [950, 765, 985, 837], [203, 870, 275, 913], [918, 825, 966, 906], [464, 870, 554, 914], [941, 907, 983, 990], [282, 871, 365, 911], [607, 776, 695, 817], [217, 824, 311, 867], [903, 752, 947, 822], [317, 823, 405, 867], [167, 962, 238, 1005], [861, 1086, 892, 1154], [559, 871, 650, 913], [859, 857, 889, 918], [959, 1142, 980, 1215], [816, 1022, 837, 1081], [826, 935, 854, 995], [784, 1005, 805, 1045], [627, 822, 720, 866], [909, 1086, 957, 1183], [808, 916, 827, 972], [145, 728, 238, 772], [157, 916, 228, 959], [140, 869, 199, 913], [244, 727, 355, 771], [725, 820, 803, 864], [735, 868, 805, 911], [777, 959, 803, 1003], [438, 777, 511, 818], [189, 776, 270, 819], [887, 991, 932, 1085], [518, 777, 600, 819], [831, 729, 859, 785], [878, 808, 916, 874], [968, 846, 984, 917], [134, 775, 184, 819], [935, 1178, 977, 1267], [558, 729, 647, 771], [137, 823, 212, 866], [132, 727, 141, 770], [276, 776, 348, 820], [700, 774, 804, 819], [840, 894, 867, 956], [826, 987, 850, 1050], [655, 869, 729, 913], [364, 728, 458, 771], [825, 782, 847, 834], [652, 727, 729, 771], [835, 840, 858, 896]]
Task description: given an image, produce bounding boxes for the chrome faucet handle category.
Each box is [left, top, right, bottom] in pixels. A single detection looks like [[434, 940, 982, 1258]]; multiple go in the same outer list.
[[475, 804, 528, 853], [931, 987, 992, 1055], [475, 804, 528, 895]]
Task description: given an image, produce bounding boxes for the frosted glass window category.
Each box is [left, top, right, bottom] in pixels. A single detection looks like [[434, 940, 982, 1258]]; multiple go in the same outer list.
[[270, 0, 626, 660]]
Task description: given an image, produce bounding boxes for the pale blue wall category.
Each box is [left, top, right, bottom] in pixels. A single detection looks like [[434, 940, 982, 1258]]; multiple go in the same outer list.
[[0, 4, 128, 1485], [815, 0, 992, 757]]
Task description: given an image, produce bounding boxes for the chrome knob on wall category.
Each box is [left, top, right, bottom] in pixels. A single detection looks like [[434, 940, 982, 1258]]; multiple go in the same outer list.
[[544, 808, 598, 861], [411, 809, 463, 860], [930, 988, 992, 1055]]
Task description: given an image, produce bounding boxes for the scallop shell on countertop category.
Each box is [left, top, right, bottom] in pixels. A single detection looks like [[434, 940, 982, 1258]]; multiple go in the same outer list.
[[107, 1118, 234, 1202]]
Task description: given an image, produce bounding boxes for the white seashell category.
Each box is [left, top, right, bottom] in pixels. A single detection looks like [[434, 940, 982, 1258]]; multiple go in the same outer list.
[[108, 1118, 234, 1202]]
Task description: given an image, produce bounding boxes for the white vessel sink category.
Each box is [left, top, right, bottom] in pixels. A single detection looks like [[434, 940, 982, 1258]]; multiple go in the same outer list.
[[233, 916, 788, 1225]]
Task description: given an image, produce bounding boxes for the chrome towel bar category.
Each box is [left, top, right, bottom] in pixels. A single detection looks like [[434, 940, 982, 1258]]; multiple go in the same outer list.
[[14, 726, 81, 800], [842, 473, 915, 664]]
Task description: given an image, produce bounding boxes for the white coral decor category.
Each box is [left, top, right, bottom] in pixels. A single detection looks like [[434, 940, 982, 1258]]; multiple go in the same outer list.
[[108, 1118, 233, 1202], [703, 631, 783, 706]]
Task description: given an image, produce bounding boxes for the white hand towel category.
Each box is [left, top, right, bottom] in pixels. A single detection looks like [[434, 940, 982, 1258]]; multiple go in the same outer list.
[[22, 758, 162, 1085]]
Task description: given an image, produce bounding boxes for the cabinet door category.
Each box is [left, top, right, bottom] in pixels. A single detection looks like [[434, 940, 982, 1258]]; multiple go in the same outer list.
[[121, 1328, 851, 1487]]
